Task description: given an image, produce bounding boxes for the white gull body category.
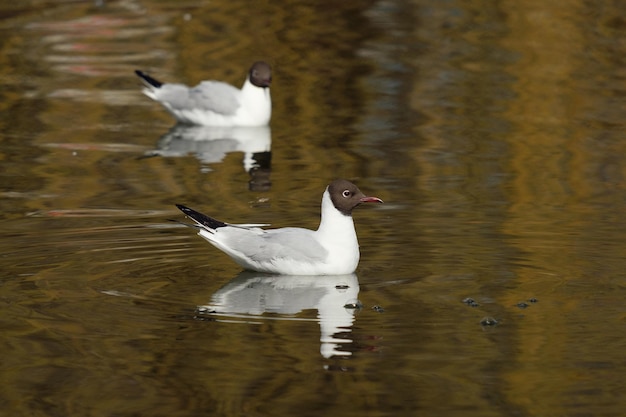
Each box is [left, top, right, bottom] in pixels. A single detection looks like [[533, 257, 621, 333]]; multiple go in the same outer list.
[[176, 179, 383, 275], [135, 61, 271, 127]]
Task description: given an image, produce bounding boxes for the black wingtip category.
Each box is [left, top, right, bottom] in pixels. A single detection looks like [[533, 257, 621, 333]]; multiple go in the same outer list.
[[175, 204, 227, 230], [135, 70, 162, 88]]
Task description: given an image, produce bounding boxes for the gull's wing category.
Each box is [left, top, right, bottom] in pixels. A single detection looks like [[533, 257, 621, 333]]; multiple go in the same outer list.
[[149, 80, 241, 116], [188, 81, 242, 115], [212, 227, 328, 264]]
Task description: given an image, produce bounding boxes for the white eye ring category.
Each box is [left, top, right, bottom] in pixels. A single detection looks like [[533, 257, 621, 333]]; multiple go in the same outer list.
[[342, 190, 351, 198]]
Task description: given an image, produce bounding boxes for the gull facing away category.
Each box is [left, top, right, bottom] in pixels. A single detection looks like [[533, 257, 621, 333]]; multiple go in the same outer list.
[[135, 61, 272, 126], [176, 179, 383, 275]]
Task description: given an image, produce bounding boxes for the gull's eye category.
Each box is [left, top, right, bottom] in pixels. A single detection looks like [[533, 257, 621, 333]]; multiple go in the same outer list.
[[342, 190, 351, 198]]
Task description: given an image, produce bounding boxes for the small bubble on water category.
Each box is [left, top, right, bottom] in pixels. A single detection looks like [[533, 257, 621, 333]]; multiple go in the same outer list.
[[480, 317, 498, 326], [344, 300, 363, 310], [462, 297, 480, 307]]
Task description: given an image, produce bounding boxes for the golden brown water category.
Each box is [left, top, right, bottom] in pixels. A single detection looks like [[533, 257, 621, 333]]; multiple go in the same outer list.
[[1, 1, 625, 416]]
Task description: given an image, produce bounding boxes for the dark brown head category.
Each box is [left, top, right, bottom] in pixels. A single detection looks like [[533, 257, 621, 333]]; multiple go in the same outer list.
[[328, 179, 383, 216], [249, 61, 272, 88]]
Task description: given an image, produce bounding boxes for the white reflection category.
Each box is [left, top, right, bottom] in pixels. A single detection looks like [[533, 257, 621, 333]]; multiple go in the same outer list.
[[198, 272, 360, 358], [145, 125, 271, 190]]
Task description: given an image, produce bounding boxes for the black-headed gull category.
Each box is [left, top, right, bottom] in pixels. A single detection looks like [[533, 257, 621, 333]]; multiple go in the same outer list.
[[135, 61, 272, 126], [176, 179, 383, 275]]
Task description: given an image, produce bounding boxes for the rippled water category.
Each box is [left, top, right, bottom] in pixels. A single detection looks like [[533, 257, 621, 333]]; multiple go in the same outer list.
[[1, 1, 625, 416]]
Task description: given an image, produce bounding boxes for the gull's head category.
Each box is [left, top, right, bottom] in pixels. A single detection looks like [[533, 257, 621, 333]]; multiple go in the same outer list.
[[327, 179, 383, 216]]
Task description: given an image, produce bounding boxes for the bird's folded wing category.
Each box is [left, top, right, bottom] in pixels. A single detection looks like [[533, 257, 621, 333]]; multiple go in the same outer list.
[[218, 227, 328, 263], [189, 81, 241, 115]]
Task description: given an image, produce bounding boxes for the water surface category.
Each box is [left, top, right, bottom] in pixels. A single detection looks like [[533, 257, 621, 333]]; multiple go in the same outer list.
[[1, 1, 625, 416]]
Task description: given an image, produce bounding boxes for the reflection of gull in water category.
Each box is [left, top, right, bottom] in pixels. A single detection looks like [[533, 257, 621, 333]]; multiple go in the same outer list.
[[198, 272, 360, 358], [146, 125, 271, 191]]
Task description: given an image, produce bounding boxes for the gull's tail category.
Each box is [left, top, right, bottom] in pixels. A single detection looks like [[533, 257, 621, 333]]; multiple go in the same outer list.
[[135, 70, 163, 89], [176, 204, 227, 232]]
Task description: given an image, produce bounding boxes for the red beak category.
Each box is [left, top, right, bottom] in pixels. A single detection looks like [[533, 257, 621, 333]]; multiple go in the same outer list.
[[360, 196, 384, 204]]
